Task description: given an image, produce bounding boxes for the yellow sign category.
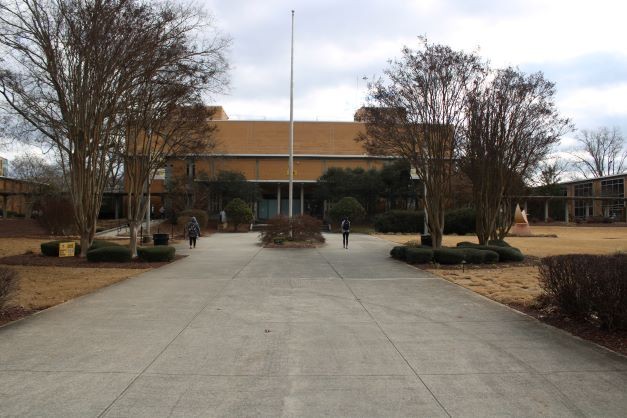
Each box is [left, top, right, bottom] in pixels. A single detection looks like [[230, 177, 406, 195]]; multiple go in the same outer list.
[[59, 242, 75, 257]]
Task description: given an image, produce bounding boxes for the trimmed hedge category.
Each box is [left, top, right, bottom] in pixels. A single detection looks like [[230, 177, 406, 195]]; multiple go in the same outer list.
[[86, 246, 131, 262], [405, 247, 433, 264], [137, 246, 176, 262], [460, 248, 487, 264], [443, 208, 476, 235], [480, 250, 500, 264], [433, 248, 466, 265], [328, 197, 366, 223], [456, 242, 524, 262], [487, 239, 511, 248], [390, 246, 408, 260], [539, 254, 627, 331], [374, 210, 424, 233], [88, 240, 121, 251], [41, 240, 80, 257], [179, 209, 208, 227]]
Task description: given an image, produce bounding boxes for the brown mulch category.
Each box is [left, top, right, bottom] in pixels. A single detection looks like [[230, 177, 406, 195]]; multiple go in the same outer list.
[[0, 306, 38, 327], [511, 303, 627, 357], [0, 253, 186, 269]]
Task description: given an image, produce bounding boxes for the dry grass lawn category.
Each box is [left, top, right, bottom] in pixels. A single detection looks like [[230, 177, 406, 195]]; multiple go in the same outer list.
[[376, 225, 627, 307], [0, 237, 148, 318]]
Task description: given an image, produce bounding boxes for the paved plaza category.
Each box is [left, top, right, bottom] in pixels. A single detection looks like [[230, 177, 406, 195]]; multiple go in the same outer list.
[[0, 233, 626, 417]]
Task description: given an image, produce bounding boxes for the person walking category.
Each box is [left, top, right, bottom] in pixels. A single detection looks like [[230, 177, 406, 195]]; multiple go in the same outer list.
[[186, 216, 201, 249], [341, 216, 351, 249], [219, 209, 227, 231]]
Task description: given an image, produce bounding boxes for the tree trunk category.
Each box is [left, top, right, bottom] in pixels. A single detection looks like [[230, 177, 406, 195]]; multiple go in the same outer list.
[[129, 221, 139, 258]]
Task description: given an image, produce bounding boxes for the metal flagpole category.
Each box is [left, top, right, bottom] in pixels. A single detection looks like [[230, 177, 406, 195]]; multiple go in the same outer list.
[[288, 10, 294, 219]]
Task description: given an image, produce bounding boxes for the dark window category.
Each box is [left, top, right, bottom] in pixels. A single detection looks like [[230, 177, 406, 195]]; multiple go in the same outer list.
[[574, 182, 593, 218], [601, 178, 624, 218]]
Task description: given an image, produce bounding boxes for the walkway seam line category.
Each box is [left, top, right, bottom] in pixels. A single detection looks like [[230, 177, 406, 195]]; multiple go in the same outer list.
[[316, 247, 452, 418], [96, 244, 264, 417]]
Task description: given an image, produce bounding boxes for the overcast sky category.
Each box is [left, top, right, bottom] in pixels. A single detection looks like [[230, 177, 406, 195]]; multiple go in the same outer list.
[[202, 0, 627, 150]]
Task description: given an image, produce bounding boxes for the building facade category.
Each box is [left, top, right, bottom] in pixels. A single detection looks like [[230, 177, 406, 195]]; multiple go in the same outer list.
[[561, 173, 626, 222], [150, 107, 395, 220]]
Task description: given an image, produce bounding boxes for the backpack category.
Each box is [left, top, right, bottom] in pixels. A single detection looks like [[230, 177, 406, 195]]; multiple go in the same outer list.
[[187, 222, 197, 236], [341, 219, 350, 231]]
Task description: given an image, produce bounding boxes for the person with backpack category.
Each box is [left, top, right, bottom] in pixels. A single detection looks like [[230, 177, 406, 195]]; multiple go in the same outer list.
[[341, 217, 351, 249], [186, 216, 201, 249]]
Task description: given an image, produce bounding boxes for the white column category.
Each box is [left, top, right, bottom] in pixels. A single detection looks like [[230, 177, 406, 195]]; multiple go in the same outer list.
[[544, 200, 549, 222], [300, 183, 304, 215], [277, 184, 281, 215]]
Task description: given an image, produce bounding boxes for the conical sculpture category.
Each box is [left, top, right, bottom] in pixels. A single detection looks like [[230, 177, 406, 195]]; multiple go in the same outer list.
[[510, 204, 533, 236]]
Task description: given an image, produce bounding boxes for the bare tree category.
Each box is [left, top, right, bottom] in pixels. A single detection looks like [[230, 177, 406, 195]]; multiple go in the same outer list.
[[358, 39, 485, 247], [536, 158, 567, 187], [117, 3, 228, 257], [571, 127, 627, 178], [0, 0, 227, 256], [460, 68, 570, 244]]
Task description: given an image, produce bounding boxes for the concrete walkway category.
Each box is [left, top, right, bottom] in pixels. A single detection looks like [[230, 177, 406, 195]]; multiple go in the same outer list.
[[1, 233, 626, 417]]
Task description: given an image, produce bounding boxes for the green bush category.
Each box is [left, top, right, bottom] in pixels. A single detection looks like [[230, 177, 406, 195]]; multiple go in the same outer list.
[[456, 242, 524, 262], [179, 209, 208, 227], [444, 208, 476, 235], [433, 248, 466, 265], [225, 198, 254, 231], [86, 246, 131, 262], [88, 240, 121, 251], [40, 240, 81, 257], [405, 247, 433, 264], [460, 248, 487, 264], [137, 246, 176, 262], [539, 254, 627, 331], [487, 239, 511, 247], [328, 197, 366, 224], [390, 246, 408, 260], [480, 250, 500, 264], [374, 210, 424, 233]]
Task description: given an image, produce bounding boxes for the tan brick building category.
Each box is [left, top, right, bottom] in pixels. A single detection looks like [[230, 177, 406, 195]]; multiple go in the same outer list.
[[561, 173, 626, 221], [152, 107, 394, 220]]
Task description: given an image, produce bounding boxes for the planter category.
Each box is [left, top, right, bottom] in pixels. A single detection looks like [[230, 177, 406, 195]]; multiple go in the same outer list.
[[153, 233, 170, 246]]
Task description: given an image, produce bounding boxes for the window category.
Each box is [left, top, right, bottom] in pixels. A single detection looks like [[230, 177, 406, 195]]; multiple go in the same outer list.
[[574, 182, 593, 219], [601, 178, 624, 218], [186, 160, 195, 179]]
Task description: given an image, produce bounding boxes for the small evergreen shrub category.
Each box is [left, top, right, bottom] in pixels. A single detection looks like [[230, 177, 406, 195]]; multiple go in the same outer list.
[[390, 246, 408, 260], [487, 239, 511, 247], [0, 267, 17, 308], [433, 248, 466, 265], [86, 246, 132, 262], [456, 242, 524, 262], [374, 210, 424, 233], [328, 197, 366, 224], [539, 254, 627, 331], [88, 240, 121, 251], [405, 247, 433, 264], [480, 250, 500, 264], [460, 248, 487, 264], [443, 208, 476, 235], [179, 209, 208, 227], [40, 240, 81, 257], [225, 198, 254, 231], [137, 246, 175, 262]]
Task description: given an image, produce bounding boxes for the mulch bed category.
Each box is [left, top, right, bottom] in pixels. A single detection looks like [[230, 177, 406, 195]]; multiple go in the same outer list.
[[0, 253, 186, 269], [0, 306, 39, 327], [511, 303, 627, 357]]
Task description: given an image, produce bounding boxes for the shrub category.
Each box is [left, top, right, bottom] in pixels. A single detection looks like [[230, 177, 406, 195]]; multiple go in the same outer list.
[[260, 215, 325, 244], [460, 248, 487, 264], [40, 240, 81, 257], [405, 247, 433, 264], [88, 240, 121, 251], [443, 208, 476, 235], [433, 248, 466, 265], [137, 246, 176, 262], [86, 246, 132, 262], [178, 209, 208, 228], [225, 198, 254, 231], [328, 197, 366, 224], [390, 246, 408, 260], [38, 195, 76, 235], [539, 254, 627, 331], [487, 239, 511, 247], [456, 242, 524, 262], [0, 267, 18, 309], [374, 210, 424, 233], [480, 250, 500, 264]]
